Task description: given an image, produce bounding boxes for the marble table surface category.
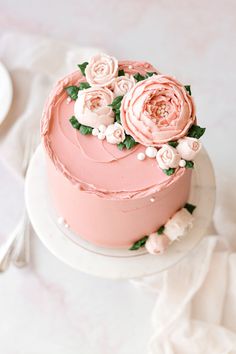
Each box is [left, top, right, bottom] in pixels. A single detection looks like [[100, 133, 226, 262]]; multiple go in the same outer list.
[[0, 1, 236, 353]]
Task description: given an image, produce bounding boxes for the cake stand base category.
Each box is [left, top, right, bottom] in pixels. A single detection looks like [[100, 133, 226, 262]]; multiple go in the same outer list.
[[25, 145, 215, 279]]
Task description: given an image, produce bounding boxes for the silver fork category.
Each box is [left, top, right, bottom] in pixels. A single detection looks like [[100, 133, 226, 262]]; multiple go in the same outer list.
[[0, 131, 39, 272]]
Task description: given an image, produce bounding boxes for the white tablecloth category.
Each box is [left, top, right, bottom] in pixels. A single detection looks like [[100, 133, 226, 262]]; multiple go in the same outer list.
[[0, 28, 236, 354]]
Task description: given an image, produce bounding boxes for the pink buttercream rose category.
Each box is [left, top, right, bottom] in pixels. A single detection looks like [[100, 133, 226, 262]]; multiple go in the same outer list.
[[85, 53, 118, 87], [111, 75, 136, 97], [156, 144, 181, 169], [105, 122, 125, 144], [164, 208, 194, 241], [145, 233, 170, 255], [177, 137, 202, 161], [74, 87, 114, 128], [120, 75, 196, 146]]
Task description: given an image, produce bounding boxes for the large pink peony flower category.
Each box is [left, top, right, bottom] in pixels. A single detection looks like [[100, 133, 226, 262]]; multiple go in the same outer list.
[[120, 75, 196, 146]]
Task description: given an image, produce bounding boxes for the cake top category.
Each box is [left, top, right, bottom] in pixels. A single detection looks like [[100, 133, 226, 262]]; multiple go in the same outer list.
[[41, 53, 205, 199]]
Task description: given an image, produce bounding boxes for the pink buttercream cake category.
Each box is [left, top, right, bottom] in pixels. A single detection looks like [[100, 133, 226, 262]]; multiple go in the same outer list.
[[41, 54, 204, 252]]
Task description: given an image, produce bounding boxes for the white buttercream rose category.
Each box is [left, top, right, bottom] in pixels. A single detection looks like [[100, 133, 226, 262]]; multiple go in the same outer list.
[[112, 75, 136, 97], [85, 53, 118, 87], [156, 144, 181, 170], [164, 208, 194, 241], [177, 137, 202, 161], [145, 233, 170, 255], [105, 122, 125, 144], [74, 87, 114, 128]]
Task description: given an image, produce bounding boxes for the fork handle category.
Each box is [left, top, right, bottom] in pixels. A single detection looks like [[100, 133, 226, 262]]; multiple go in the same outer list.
[[12, 211, 30, 268], [0, 226, 20, 272]]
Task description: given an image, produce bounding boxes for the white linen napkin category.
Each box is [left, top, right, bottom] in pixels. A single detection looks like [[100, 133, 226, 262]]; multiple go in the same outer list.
[[132, 214, 236, 353]]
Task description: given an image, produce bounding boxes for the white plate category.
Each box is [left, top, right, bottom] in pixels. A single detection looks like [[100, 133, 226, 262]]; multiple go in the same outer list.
[[25, 145, 215, 279], [0, 61, 13, 124]]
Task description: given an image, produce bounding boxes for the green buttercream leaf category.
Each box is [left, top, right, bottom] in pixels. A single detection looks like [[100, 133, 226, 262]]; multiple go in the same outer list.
[[134, 73, 146, 82], [134, 72, 157, 82], [118, 69, 125, 76], [65, 86, 79, 100], [117, 142, 125, 150], [168, 141, 178, 148], [115, 112, 121, 123], [185, 161, 194, 169], [69, 116, 81, 129], [157, 225, 165, 235], [108, 95, 124, 109], [129, 236, 148, 251], [124, 135, 138, 150], [70, 116, 93, 135], [184, 85, 192, 96], [66, 82, 90, 100], [108, 96, 124, 124], [78, 61, 89, 76], [79, 82, 91, 90], [79, 125, 93, 135], [163, 168, 175, 176], [184, 203, 196, 214], [187, 125, 206, 139], [146, 72, 158, 77]]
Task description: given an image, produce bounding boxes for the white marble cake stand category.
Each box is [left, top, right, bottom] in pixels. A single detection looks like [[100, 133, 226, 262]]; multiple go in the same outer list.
[[25, 145, 215, 279]]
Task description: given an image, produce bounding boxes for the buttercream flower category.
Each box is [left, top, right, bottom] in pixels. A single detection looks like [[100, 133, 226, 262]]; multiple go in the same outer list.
[[105, 122, 125, 144], [120, 75, 196, 146], [74, 87, 114, 128], [164, 208, 194, 242], [177, 137, 201, 161], [145, 233, 170, 255], [85, 53, 118, 87], [111, 75, 136, 97], [156, 144, 181, 169]]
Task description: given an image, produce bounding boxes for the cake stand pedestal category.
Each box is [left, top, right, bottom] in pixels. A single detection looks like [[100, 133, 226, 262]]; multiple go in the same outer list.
[[25, 145, 215, 279]]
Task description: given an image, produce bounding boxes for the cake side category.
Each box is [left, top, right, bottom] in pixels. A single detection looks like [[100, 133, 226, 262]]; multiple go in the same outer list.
[[45, 152, 192, 247]]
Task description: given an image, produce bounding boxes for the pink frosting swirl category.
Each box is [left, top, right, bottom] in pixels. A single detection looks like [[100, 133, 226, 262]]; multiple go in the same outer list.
[[85, 53, 118, 87], [120, 75, 196, 146]]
